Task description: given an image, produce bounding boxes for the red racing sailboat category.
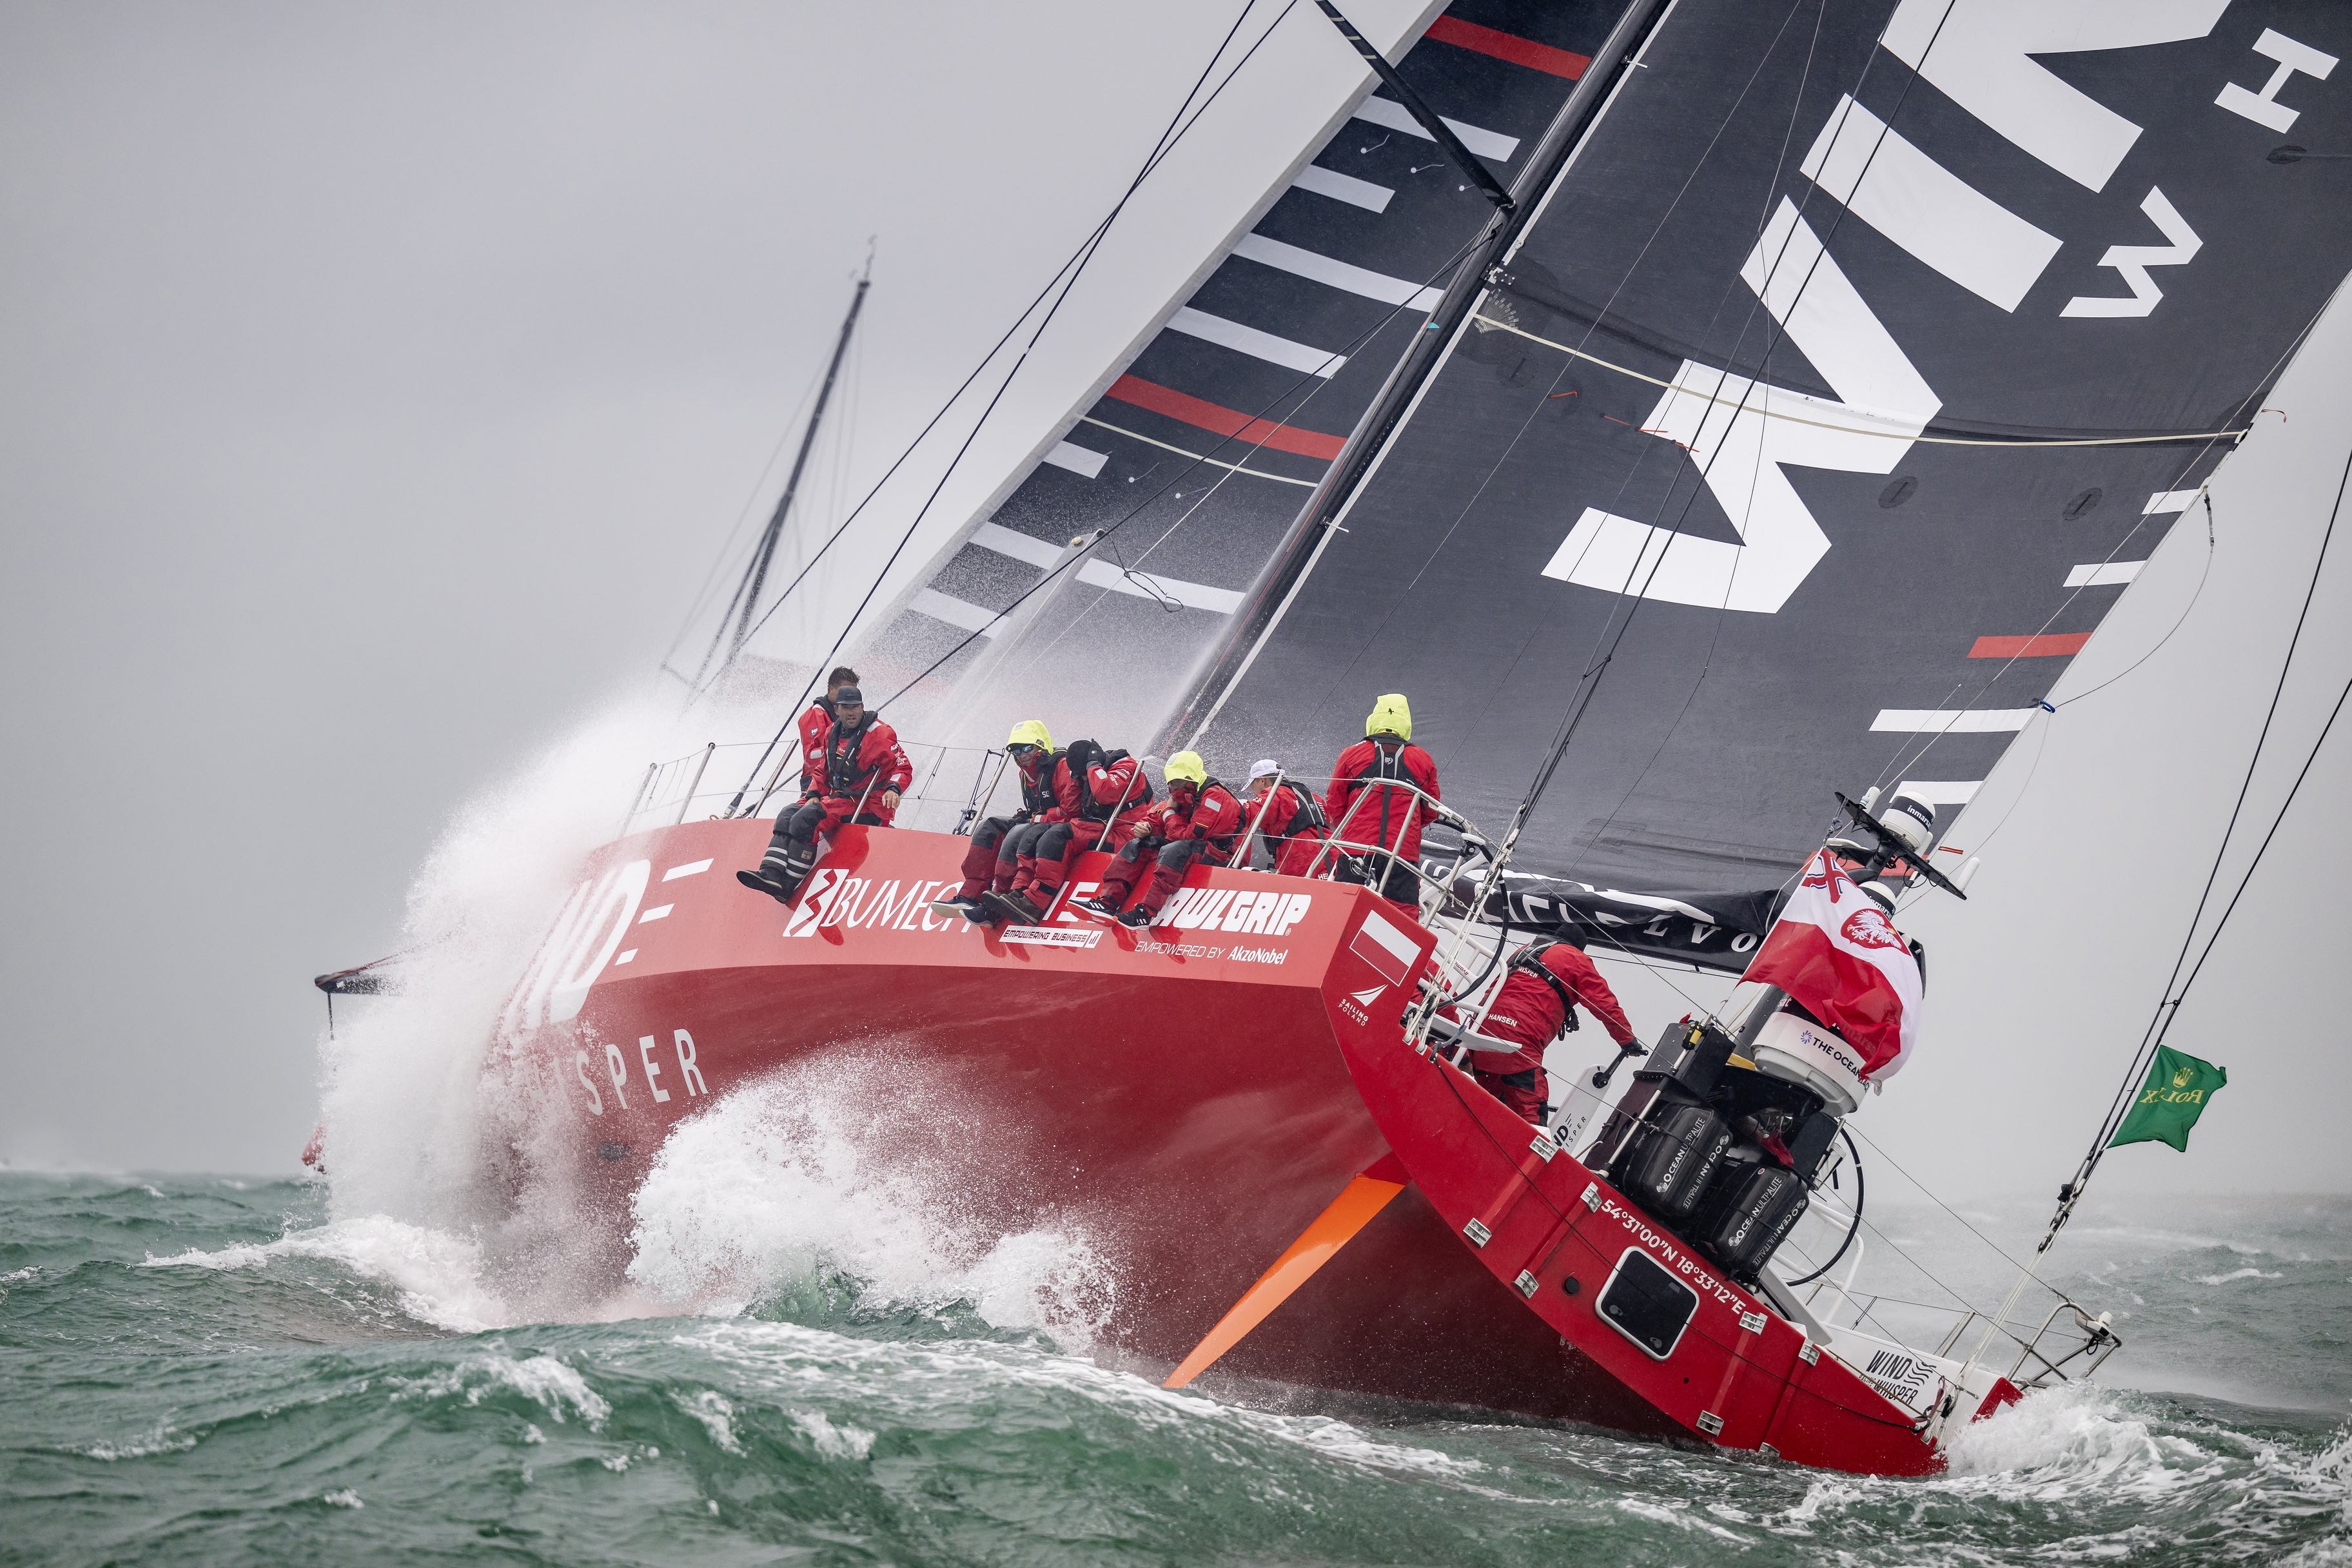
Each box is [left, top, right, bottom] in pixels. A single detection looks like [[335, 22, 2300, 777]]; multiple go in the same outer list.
[[333, 0, 2352, 1475]]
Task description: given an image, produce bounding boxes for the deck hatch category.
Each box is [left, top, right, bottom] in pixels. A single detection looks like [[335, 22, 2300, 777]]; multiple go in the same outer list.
[[1597, 1247, 1699, 1360]]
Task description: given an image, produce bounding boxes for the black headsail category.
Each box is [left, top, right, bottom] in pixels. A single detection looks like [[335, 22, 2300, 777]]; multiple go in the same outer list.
[[854, 1, 1656, 740], [1162, 0, 2352, 965]]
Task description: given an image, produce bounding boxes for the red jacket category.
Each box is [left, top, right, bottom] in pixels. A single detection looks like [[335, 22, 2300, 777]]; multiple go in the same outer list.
[[808, 716, 914, 822], [1153, 779, 1244, 852], [796, 699, 837, 792], [1073, 755, 1155, 848], [1250, 781, 1329, 876], [1475, 942, 1637, 1073], [1327, 738, 1440, 867]]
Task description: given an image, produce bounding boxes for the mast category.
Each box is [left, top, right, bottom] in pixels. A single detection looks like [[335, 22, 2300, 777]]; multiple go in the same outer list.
[[1160, 0, 1669, 750], [709, 260, 872, 682]]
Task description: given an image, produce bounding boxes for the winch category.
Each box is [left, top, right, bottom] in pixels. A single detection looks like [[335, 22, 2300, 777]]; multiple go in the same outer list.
[[1585, 993, 1860, 1284]]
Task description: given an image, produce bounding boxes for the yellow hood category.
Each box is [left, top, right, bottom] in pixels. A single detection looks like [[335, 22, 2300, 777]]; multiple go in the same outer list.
[[1163, 750, 1208, 785], [1006, 719, 1053, 751], [1364, 693, 1412, 741]]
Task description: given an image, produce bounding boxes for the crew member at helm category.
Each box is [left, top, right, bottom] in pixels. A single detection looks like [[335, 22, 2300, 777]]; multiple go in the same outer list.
[[1326, 694, 1440, 910], [1451, 934, 1638, 1125], [1073, 752, 1242, 928], [737, 686, 912, 903]]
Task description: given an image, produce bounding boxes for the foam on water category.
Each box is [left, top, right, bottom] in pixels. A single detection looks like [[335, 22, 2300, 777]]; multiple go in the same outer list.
[[626, 1061, 1116, 1348], [142, 1213, 509, 1332], [317, 696, 692, 1237]]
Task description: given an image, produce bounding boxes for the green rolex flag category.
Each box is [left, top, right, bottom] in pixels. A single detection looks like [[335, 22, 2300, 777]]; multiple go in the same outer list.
[[2109, 1046, 2229, 1153]]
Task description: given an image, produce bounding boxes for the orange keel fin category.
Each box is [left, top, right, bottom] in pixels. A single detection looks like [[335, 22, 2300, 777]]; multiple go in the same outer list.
[[1162, 1170, 1406, 1389]]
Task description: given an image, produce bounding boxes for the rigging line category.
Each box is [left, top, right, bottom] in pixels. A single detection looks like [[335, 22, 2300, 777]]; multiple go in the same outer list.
[[1867, 520, 2180, 798], [707, 1, 1285, 695], [716, 5, 1284, 813], [1885, 275, 2346, 786], [1074, 417, 1318, 485], [2166, 670, 2352, 1007], [1561, 0, 1830, 877], [730, 1, 1274, 734], [1463, 0, 1829, 812], [1839, 1124, 2046, 1286], [1868, 482, 2203, 790], [2061, 432, 2352, 1230], [888, 223, 1497, 689], [658, 337, 838, 672], [2049, 499, 2218, 711], [1309, 0, 1823, 740], [1468, 318, 2248, 447], [1524, 2, 1962, 825], [1424, 1053, 1960, 1422]]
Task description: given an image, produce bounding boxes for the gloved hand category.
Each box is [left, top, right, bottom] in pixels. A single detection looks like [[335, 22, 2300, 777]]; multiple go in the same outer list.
[[1010, 809, 1032, 827], [1064, 738, 1100, 775]]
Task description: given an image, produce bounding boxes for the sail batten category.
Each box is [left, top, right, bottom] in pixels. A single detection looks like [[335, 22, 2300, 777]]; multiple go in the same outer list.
[[1173, 0, 2352, 897], [851, 2, 1645, 738]]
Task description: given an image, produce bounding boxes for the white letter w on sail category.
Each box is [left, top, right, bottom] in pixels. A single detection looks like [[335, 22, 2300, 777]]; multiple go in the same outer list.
[[1544, 199, 1939, 614]]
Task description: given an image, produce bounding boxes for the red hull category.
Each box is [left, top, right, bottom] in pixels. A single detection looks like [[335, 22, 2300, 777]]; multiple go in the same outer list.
[[504, 819, 1928, 1469]]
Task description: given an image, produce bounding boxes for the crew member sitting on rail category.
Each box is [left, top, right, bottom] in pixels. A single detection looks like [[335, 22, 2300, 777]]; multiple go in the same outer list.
[[997, 741, 1153, 923], [1073, 752, 1241, 928], [1326, 693, 1440, 911], [737, 686, 912, 903], [1451, 934, 1638, 1126], [933, 720, 1072, 923], [1242, 759, 1329, 876], [794, 666, 861, 794]]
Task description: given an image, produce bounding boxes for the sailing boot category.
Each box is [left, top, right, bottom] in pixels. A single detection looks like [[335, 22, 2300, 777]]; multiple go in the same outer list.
[[1070, 893, 1124, 923], [1114, 904, 1154, 928], [985, 888, 1050, 926], [736, 837, 814, 903], [930, 894, 991, 923]]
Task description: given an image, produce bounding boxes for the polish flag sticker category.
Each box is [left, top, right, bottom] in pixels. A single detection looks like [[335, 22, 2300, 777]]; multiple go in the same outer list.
[[1350, 909, 1418, 986]]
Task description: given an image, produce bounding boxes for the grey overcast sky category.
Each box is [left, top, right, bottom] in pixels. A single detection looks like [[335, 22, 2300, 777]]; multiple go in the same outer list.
[[4, 1, 2349, 1202]]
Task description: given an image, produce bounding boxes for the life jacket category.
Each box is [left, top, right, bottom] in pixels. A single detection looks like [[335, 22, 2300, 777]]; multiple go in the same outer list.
[[825, 720, 885, 796], [1267, 779, 1327, 840], [1505, 939, 1583, 1035], [1015, 749, 1067, 816], [1338, 737, 1428, 852]]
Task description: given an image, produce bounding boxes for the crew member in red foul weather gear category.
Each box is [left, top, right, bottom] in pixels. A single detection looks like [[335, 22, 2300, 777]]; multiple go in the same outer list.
[[1458, 935, 1638, 1124], [794, 666, 861, 794], [1326, 693, 1440, 910], [933, 720, 1075, 924], [1002, 743, 1152, 921], [738, 687, 912, 903], [1242, 760, 1329, 876], [1073, 752, 1241, 928]]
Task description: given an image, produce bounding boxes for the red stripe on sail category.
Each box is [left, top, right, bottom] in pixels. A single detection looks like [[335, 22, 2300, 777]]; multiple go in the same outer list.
[[1105, 375, 1346, 462], [1968, 632, 2092, 659], [1424, 15, 1590, 79]]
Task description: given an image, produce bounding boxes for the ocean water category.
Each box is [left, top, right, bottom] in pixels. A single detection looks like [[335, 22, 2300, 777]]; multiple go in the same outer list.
[[5, 1164, 2347, 1567]]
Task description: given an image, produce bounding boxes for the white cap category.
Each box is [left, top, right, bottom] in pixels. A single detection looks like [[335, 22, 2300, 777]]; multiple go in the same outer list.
[[1248, 758, 1282, 782]]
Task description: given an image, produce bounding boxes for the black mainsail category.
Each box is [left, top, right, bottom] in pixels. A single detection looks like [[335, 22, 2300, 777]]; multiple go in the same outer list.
[[1170, 0, 2352, 916]]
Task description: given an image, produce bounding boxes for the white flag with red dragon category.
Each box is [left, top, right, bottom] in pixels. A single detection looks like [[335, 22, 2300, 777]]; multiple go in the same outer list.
[[1744, 852, 1923, 1081]]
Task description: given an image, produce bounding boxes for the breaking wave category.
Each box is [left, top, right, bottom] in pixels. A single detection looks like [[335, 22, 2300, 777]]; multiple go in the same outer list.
[[625, 1061, 1117, 1351]]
